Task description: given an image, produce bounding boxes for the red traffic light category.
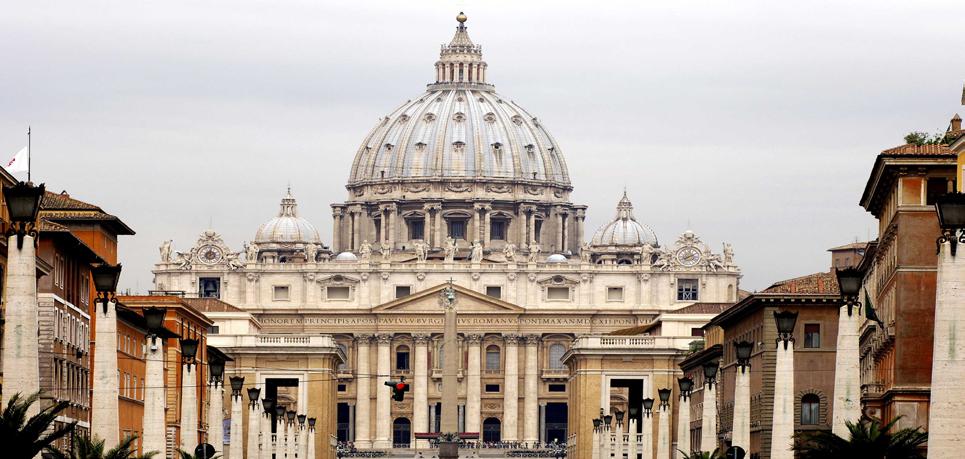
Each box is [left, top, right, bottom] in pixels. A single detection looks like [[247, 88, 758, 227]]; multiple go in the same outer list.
[[395, 383, 406, 391]]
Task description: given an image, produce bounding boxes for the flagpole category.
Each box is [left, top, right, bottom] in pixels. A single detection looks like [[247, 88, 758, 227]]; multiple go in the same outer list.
[[27, 126, 31, 183]]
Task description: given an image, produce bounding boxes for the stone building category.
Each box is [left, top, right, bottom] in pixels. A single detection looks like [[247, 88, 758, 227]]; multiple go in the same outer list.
[[152, 13, 740, 459]]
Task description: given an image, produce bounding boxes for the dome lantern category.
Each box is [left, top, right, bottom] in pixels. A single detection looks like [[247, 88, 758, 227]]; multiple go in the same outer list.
[[590, 192, 658, 248], [254, 189, 322, 250]]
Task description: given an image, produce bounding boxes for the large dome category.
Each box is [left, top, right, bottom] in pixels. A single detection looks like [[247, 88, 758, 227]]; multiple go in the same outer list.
[[347, 14, 569, 188], [255, 190, 322, 247], [591, 192, 658, 247]]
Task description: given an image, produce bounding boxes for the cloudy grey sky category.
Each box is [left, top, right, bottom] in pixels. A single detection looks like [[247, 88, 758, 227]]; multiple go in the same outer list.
[[1, 0, 962, 293]]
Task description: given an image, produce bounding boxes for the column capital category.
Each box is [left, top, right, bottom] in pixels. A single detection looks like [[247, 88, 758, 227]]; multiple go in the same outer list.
[[355, 334, 374, 344], [524, 334, 541, 345], [465, 333, 483, 344], [423, 202, 442, 212], [376, 333, 394, 344], [412, 333, 431, 344], [503, 334, 521, 344]]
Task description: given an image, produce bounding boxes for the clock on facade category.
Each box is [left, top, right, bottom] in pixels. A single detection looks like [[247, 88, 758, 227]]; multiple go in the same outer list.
[[199, 245, 224, 265], [675, 247, 701, 267]]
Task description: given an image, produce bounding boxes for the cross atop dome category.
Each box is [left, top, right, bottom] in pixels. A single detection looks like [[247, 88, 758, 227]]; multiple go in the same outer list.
[[432, 12, 489, 87]]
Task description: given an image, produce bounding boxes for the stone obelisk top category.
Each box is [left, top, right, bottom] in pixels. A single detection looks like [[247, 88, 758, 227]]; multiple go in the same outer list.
[[440, 279, 459, 435]]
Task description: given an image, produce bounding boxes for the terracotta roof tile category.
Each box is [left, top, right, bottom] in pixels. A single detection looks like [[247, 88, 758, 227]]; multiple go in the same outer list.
[[41, 191, 101, 210], [670, 302, 735, 315], [880, 144, 954, 156], [39, 218, 70, 232], [762, 271, 839, 295], [828, 242, 869, 251], [182, 298, 245, 313]]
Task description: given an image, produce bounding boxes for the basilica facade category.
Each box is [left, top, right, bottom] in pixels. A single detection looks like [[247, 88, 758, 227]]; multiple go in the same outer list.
[[153, 13, 740, 457]]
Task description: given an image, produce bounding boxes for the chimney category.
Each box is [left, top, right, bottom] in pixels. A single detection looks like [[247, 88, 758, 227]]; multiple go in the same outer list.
[[953, 114, 962, 132]]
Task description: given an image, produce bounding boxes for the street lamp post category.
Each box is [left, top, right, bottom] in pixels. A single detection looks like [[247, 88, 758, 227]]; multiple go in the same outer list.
[[675, 377, 693, 459], [142, 307, 168, 457], [699, 361, 719, 453], [286, 410, 296, 459], [0, 181, 44, 415], [179, 338, 200, 452], [656, 388, 672, 459], [641, 398, 654, 459], [928, 192, 965, 456], [770, 311, 798, 459], [612, 410, 624, 459], [591, 418, 602, 459], [275, 405, 286, 459], [91, 262, 122, 448], [298, 414, 308, 459], [833, 268, 864, 437], [731, 341, 753, 452], [261, 398, 275, 459], [228, 376, 245, 459], [207, 356, 225, 457], [246, 386, 261, 459]]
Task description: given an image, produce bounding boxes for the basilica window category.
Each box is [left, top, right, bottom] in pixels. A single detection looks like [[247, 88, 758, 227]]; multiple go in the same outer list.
[[409, 219, 425, 240], [374, 218, 382, 244], [677, 279, 698, 301], [606, 287, 624, 302], [485, 286, 502, 299], [490, 219, 507, 240], [548, 344, 566, 370], [485, 345, 501, 371], [534, 219, 543, 243], [396, 345, 410, 371], [273, 286, 290, 301], [199, 277, 220, 299], [546, 286, 570, 301], [448, 219, 467, 240], [395, 286, 412, 298], [327, 286, 351, 300]]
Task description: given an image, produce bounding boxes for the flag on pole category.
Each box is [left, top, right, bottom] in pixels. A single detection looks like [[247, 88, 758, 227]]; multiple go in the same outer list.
[[864, 287, 885, 327], [6, 145, 28, 173]]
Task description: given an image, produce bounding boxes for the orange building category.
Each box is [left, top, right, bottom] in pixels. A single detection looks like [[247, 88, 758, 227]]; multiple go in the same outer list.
[[117, 295, 213, 455]]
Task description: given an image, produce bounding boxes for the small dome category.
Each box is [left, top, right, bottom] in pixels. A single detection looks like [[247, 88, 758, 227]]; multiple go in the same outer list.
[[546, 254, 568, 263], [334, 251, 359, 262], [254, 190, 322, 247], [590, 192, 658, 247]]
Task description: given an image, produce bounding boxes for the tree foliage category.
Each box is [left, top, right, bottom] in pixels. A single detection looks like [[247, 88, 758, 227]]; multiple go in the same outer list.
[[46, 433, 157, 459], [792, 417, 927, 459], [0, 392, 75, 458]]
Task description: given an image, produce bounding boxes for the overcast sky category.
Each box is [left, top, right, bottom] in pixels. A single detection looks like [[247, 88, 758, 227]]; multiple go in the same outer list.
[[1, 0, 962, 293]]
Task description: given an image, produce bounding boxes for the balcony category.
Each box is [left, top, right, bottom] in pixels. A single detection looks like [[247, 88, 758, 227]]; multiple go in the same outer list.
[[208, 334, 343, 359], [337, 367, 354, 381], [568, 335, 696, 353], [541, 368, 569, 380], [861, 383, 885, 396]]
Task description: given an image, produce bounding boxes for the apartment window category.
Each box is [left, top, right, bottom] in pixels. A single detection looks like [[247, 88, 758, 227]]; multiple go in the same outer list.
[[677, 279, 699, 301], [485, 384, 500, 393], [207, 325, 220, 335], [485, 286, 502, 299], [448, 219, 467, 240], [409, 220, 425, 240], [926, 177, 951, 205], [804, 324, 821, 348], [395, 286, 412, 298], [327, 286, 351, 300], [490, 220, 507, 240], [485, 345, 501, 370], [606, 287, 624, 302], [548, 344, 566, 370], [396, 345, 410, 371], [546, 287, 569, 300], [273, 285, 291, 301], [548, 384, 566, 393], [691, 328, 705, 337], [199, 277, 221, 299], [801, 394, 820, 425]]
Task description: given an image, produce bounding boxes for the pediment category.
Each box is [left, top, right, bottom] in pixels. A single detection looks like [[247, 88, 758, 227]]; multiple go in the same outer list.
[[372, 283, 524, 313]]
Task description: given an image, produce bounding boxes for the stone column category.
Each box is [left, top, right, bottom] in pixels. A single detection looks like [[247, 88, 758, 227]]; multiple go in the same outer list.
[[261, 410, 272, 459], [413, 334, 430, 448], [502, 334, 520, 441], [770, 340, 795, 459], [591, 427, 600, 459], [528, 211, 537, 246], [483, 206, 492, 246], [285, 419, 294, 459], [642, 412, 653, 459], [299, 420, 309, 459], [143, 339, 167, 457], [208, 381, 224, 456], [434, 206, 443, 248], [471, 204, 481, 242], [246, 393, 261, 459], [612, 417, 623, 459], [676, 394, 690, 458], [539, 403, 546, 443], [228, 383, 244, 459], [92, 299, 120, 448], [832, 302, 861, 437], [575, 209, 586, 250], [929, 240, 965, 457], [523, 335, 540, 443], [556, 208, 565, 251], [466, 334, 482, 437], [732, 366, 751, 453], [374, 334, 393, 448], [1, 234, 40, 416], [422, 206, 433, 247], [627, 418, 637, 459], [351, 208, 361, 251], [657, 403, 671, 459], [180, 364, 198, 452], [354, 335, 373, 448], [388, 204, 397, 248], [332, 208, 343, 253], [307, 425, 317, 459], [600, 424, 610, 459], [699, 380, 717, 453]]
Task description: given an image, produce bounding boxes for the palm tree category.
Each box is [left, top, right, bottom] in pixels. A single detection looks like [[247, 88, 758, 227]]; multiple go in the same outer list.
[[45, 433, 157, 459], [0, 392, 74, 457], [676, 449, 723, 459], [792, 417, 928, 459]]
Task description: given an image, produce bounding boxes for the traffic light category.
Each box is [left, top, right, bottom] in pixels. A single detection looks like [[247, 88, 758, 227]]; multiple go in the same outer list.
[[385, 376, 409, 401]]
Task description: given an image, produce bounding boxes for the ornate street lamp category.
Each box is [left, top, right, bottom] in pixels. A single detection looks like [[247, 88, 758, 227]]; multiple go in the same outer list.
[[642, 398, 654, 417], [209, 356, 225, 385], [298, 414, 307, 427], [614, 410, 624, 426], [836, 268, 864, 315], [774, 311, 799, 349], [602, 413, 613, 428], [286, 410, 296, 425], [143, 307, 167, 346], [180, 338, 199, 365], [91, 263, 122, 313], [308, 417, 316, 431], [677, 377, 694, 401], [735, 341, 754, 373], [247, 387, 261, 408], [262, 398, 275, 416], [275, 404, 286, 419], [592, 418, 602, 432], [229, 376, 244, 397], [935, 192, 965, 255], [3, 181, 45, 249], [702, 360, 720, 387], [628, 406, 638, 417], [658, 388, 672, 409]]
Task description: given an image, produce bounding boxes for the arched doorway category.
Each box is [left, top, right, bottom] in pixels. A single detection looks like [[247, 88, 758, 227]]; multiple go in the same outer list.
[[393, 417, 411, 448], [483, 417, 501, 443]]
